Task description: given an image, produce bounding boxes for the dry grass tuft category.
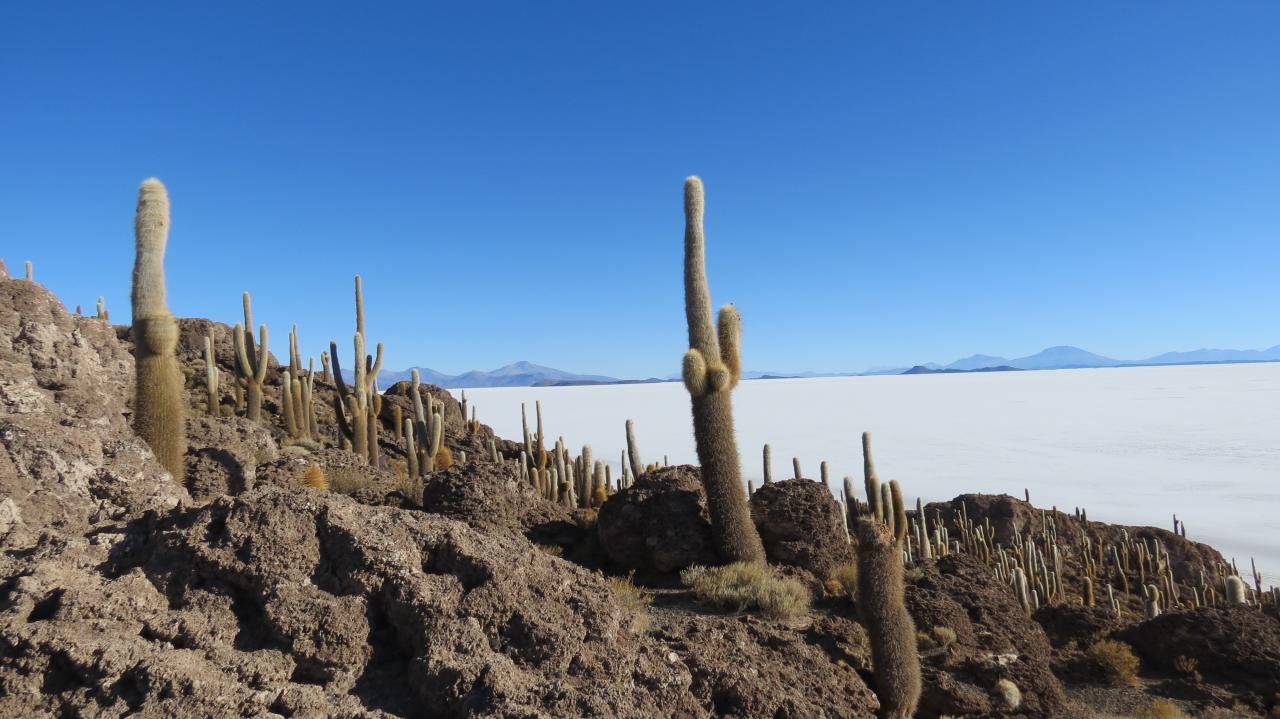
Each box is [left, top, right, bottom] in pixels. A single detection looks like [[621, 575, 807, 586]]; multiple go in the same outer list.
[[1172, 655, 1198, 676], [607, 573, 653, 634], [829, 562, 858, 598], [1130, 699, 1190, 719], [328, 466, 374, 494], [435, 446, 453, 470], [681, 562, 811, 620], [299, 465, 328, 491], [535, 544, 563, 557], [1085, 638, 1140, 687]]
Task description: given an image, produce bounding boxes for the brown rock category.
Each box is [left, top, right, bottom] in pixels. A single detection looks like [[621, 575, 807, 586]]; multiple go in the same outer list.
[[1117, 606, 1280, 711], [907, 553, 1066, 719], [596, 465, 719, 574], [750, 478, 854, 577], [0, 277, 187, 547]]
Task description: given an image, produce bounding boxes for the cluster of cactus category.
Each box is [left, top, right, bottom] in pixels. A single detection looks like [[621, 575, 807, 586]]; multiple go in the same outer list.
[[330, 275, 384, 465], [679, 177, 766, 565], [849, 433, 922, 719], [129, 179, 187, 483], [402, 368, 446, 477], [900, 481, 1277, 618], [513, 401, 612, 508], [233, 293, 269, 422], [281, 325, 319, 443]]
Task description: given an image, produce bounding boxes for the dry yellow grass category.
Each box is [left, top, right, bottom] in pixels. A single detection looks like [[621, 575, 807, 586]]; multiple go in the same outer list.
[[681, 562, 810, 620], [607, 574, 653, 634], [327, 466, 373, 494], [1130, 699, 1190, 719], [299, 465, 328, 491], [1085, 638, 1141, 687], [829, 562, 858, 597], [535, 544, 563, 557], [435, 446, 453, 470]]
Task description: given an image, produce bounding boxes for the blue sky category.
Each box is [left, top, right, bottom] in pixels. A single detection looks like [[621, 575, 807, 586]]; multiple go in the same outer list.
[[2, 3, 1277, 378]]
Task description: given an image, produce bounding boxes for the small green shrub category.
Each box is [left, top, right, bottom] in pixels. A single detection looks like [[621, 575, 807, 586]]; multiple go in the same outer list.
[[681, 562, 810, 620]]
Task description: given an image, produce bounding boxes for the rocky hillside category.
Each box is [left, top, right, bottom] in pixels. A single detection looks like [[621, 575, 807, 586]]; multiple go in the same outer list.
[[2, 273, 1278, 718]]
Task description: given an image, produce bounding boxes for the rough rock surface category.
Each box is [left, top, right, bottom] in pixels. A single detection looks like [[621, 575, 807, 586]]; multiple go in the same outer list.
[[0, 277, 187, 547], [419, 459, 579, 547], [651, 607, 878, 718], [1117, 606, 1280, 712], [905, 553, 1067, 718], [750, 478, 853, 577], [184, 413, 280, 500], [0, 488, 704, 718], [596, 465, 718, 574]]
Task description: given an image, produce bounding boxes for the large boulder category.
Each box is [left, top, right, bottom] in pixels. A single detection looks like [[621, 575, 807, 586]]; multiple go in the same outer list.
[[0, 277, 187, 547], [750, 478, 853, 577], [596, 465, 718, 574], [1117, 606, 1280, 713]]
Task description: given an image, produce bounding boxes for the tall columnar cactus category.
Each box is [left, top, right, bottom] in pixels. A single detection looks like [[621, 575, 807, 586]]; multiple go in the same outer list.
[[625, 419, 643, 481], [330, 276, 384, 464], [762, 443, 772, 484], [203, 330, 219, 415], [679, 177, 766, 565], [853, 439, 921, 719], [24, 261, 33, 281], [97, 296, 109, 323], [130, 178, 187, 482]]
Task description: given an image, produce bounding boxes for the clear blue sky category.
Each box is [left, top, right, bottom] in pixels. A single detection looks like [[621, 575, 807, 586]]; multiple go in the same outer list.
[[3, 3, 1277, 377]]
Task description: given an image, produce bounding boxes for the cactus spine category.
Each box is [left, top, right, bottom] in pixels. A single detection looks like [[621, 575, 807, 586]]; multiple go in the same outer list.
[[852, 439, 921, 719], [679, 177, 765, 565], [130, 178, 186, 482]]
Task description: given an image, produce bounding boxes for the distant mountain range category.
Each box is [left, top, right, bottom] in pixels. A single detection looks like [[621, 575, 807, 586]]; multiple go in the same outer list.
[[866, 344, 1280, 375], [343, 361, 623, 390], [348, 345, 1280, 389]]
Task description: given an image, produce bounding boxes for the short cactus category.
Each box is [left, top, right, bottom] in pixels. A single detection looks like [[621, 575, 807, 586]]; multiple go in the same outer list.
[[679, 176, 766, 565], [1226, 575, 1248, 604], [130, 178, 186, 483]]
